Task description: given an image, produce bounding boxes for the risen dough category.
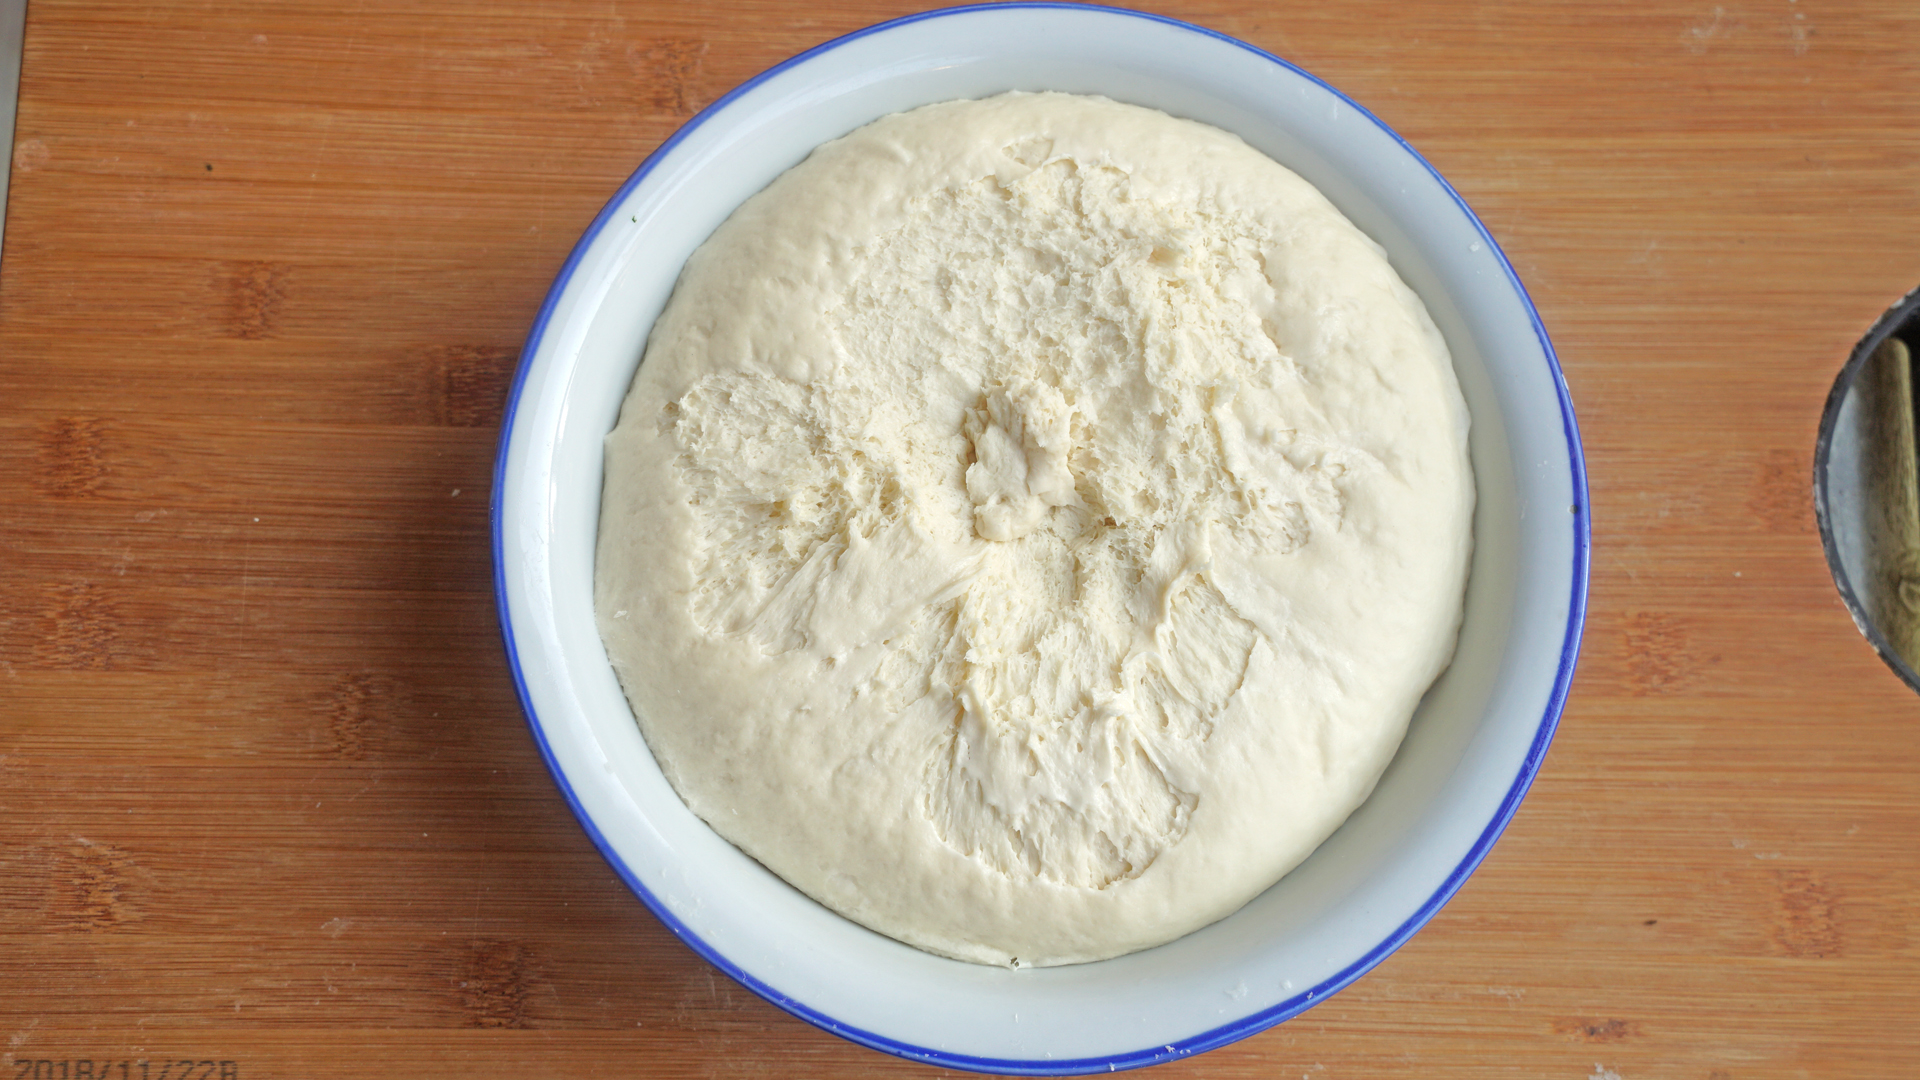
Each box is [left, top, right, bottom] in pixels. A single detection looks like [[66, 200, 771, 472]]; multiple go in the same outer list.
[[596, 92, 1472, 967]]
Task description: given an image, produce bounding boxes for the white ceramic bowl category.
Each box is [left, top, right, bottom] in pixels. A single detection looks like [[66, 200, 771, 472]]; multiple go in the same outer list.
[[492, 4, 1588, 1073]]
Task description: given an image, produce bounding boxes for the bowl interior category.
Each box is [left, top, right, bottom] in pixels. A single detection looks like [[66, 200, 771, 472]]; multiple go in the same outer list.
[[1815, 287, 1920, 695], [494, 5, 1585, 1073]]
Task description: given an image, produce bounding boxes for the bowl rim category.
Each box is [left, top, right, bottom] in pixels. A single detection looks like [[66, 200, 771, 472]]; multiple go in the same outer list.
[[490, 3, 1591, 1074]]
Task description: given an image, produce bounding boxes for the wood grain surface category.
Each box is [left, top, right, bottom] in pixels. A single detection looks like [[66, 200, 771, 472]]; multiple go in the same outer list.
[[5, 1, 1919, 1077]]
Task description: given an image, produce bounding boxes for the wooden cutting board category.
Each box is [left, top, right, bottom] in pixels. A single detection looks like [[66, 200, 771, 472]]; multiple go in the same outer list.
[[4, 1, 1918, 1076]]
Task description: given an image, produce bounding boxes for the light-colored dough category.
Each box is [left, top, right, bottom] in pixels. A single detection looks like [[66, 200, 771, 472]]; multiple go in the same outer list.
[[596, 92, 1472, 967]]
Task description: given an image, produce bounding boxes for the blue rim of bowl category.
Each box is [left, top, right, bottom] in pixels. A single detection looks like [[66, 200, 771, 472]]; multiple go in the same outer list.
[[490, 3, 1591, 1075]]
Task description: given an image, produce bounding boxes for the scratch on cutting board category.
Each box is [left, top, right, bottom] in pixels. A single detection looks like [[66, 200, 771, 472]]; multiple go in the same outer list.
[[1557, 1018, 1640, 1043], [11, 139, 49, 173], [1627, 238, 1662, 277], [1682, 5, 1739, 53]]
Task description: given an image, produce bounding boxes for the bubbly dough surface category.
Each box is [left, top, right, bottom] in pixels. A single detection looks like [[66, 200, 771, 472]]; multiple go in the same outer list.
[[596, 93, 1473, 966]]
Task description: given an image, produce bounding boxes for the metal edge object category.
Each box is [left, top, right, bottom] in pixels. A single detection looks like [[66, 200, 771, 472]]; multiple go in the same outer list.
[[0, 0, 25, 271], [1813, 282, 1920, 696]]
